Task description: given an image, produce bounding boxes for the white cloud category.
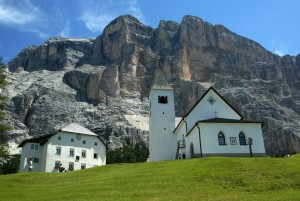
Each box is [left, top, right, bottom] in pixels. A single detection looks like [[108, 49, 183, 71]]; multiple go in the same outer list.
[[80, 13, 114, 33], [274, 49, 284, 57], [0, 0, 37, 25], [78, 0, 144, 33], [59, 21, 71, 38], [0, 0, 51, 38]]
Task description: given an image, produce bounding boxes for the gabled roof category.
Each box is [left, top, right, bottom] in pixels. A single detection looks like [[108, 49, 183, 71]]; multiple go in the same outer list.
[[186, 118, 262, 137], [174, 87, 243, 133], [60, 123, 97, 136], [18, 134, 55, 147], [18, 123, 107, 148]]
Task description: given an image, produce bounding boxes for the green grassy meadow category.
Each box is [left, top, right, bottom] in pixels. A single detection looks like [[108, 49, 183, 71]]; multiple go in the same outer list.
[[0, 155, 300, 201]]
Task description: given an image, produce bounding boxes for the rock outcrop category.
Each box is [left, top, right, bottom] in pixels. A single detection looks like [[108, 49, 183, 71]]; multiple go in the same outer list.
[[3, 15, 300, 155]]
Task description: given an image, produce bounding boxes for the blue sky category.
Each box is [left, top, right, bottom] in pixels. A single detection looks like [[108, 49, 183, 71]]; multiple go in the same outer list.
[[0, 0, 299, 63]]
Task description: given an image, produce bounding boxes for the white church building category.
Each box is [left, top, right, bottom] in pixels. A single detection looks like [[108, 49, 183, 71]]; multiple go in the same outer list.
[[149, 67, 266, 162], [18, 123, 107, 172]]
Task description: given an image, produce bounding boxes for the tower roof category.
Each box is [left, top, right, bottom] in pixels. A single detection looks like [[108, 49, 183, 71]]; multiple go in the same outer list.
[[151, 54, 173, 90]]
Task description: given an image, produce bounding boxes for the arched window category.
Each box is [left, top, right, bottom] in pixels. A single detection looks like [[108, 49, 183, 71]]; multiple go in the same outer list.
[[239, 132, 246, 145], [190, 142, 194, 158], [218, 132, 225, 145]]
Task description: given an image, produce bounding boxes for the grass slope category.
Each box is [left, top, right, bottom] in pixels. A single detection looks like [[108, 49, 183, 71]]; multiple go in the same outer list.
[[1, 155, 300, 201]]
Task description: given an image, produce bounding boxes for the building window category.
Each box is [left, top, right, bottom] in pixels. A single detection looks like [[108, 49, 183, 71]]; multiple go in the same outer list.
[[81, 164, 86, 169], [55, 161, 61, 168], [56, 147, 61, 155], [34, 144, 38, 150], [76, 156, 80, 160], [83, 140, 86, 144], [94, 153, 98, 159], [69, 149, 74, 156], [71, 138, 74, 142], [31, 144, 34, 150], [218, 132, 226, 145], [58, 136, 62, 140], [239, 132, 246, 145], [158, 96, 168, 104], [82, 150, 86, 158], [94, 142, 98, 146], [69, 162, 74, 171], [33, 158, 39, 163]]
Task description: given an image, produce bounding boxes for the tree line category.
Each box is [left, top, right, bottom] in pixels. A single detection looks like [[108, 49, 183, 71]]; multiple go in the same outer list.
[[107, 138, 149, 164]]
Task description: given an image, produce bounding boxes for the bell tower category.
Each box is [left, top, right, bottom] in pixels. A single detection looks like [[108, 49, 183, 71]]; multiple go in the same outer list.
[[149, 54, 176, 162]]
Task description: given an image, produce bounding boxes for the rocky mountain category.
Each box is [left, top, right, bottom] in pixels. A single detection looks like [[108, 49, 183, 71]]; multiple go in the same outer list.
[[2, 15, 300, 156]]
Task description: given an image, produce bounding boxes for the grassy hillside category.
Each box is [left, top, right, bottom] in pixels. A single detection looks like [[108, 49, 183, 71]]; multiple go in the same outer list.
[[0, 155, 300, 201]]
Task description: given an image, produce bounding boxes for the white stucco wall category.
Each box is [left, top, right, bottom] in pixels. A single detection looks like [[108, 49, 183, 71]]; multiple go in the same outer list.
[[185, 90, 241, 132], [187, 122, 266, 158], [19, 143, 44, 172], [44, 132, 106, 172], [149, 89, 177, 161], [19, 131, 106, 172]]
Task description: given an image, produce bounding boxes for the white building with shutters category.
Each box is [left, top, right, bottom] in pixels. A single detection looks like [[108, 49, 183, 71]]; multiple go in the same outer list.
[[149, 66, 266, 162], [18, 123, 106, 172]]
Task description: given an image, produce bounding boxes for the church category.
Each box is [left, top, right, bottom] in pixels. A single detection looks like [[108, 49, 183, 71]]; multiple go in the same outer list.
[[149, 66, 266, 162]]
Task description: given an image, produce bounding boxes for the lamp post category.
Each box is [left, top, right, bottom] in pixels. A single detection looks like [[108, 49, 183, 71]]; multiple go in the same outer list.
[[248, 137, 253, 157]]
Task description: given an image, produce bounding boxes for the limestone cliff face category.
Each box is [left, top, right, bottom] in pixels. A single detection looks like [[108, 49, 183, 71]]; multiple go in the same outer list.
[[4, 15, 300, 155]]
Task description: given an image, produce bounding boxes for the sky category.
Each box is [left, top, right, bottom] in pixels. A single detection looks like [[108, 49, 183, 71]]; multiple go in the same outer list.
[[0, 0, 299, 63]]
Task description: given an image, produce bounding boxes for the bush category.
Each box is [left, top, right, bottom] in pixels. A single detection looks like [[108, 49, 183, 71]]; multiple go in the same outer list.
[[107, 142, 149, 164]]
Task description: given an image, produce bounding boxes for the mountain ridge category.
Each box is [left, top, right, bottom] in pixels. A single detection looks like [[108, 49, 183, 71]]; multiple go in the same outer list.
[[3, 15, 300, 155]]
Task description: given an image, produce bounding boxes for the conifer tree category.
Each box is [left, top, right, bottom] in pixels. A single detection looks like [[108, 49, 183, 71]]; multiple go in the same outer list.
[[0, 57, 17, 174], [0, 57, 10, 143]]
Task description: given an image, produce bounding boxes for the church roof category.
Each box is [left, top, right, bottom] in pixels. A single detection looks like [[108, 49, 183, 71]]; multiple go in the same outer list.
[[184, 87, 243, 119], [151, 54, 173, 90], [198, 118, 262, 124], [151, 67, 173, 90], [174, 87, 244, 133]]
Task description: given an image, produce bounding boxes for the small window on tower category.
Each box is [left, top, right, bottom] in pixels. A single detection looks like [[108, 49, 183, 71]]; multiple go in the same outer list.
[[158, 96, 168, 104]]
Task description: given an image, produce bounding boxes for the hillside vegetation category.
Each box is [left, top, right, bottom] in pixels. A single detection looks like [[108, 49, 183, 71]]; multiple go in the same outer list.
[[0, 156, 300, 201]]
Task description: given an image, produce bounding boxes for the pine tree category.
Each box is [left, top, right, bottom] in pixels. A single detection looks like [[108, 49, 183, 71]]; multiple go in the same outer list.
[[0, 57, 17, 174], [0, 57, 10, 143]]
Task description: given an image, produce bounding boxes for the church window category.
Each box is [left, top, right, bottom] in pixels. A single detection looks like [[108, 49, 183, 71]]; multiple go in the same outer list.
[[218, 132, 226, 145], [239, 132, 246, 145], [207, 96, 216, 105], [158, 96, 168, 104]]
